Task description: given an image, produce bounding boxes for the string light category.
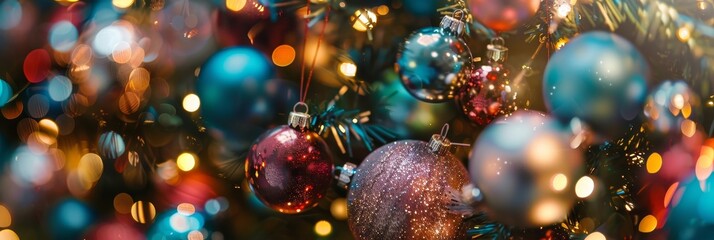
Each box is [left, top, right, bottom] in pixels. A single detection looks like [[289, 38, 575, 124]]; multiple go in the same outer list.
[[638, 215, 657, 233], [226, 0, 247, 12], [112, 0, 134, 9], [272, 45, 296, 67]]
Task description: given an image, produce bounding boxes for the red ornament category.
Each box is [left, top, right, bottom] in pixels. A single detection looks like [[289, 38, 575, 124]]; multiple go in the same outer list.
[[456, 39, 521, 126], [468, 0, 540, 32], [456, 65, 510, 125], [245, 124, 334, 214]]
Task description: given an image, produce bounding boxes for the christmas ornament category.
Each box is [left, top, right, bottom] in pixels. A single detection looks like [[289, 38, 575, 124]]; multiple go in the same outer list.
[[346, 125, 470, 239], [543, 31, 650, 139], [456, 38, 521, 126], [468, 111, 584, 227], [666, 175, 714, 240], [643, 80, 700, 136], [395, 12, 473, 102], [196, 46, 276, 148], [245, 103, 334, 214], [468, 0, 540, 32]]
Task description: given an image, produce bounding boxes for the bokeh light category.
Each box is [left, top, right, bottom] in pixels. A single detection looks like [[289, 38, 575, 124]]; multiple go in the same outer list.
[[314, 220, 332, 236], [11, 147, 53, 186], [131, 201, 156, 224], [226, 0, 247, 12], [0, 229, 19, 240], [575, 176, 595, 198], [78, 153, 104, 186], [114, 193, 134, 214], [49, 21, 78, 52], [51, 199, 92, 238], [551, 173, 568, 191], [330, 198, 348, 220], [93, 25, 133, 56], [177, 203, 196, 216], [0, 0, 22, 30], [112, 0, 135, 9], [48, 75, 72, 101], [177, 152, 197, 172], [28, 94, 49, 118], [24, 49, 51, 83], [272, 45, 296, 67], [182, 93, 200, 112], [584, 232, 606, 240], [638, 214, 657, 233], [0, 204, 11, 228], [646, 152, 663, 174]]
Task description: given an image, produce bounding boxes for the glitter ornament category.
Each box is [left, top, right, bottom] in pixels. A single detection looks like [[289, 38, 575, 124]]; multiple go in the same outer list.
[[456, 38, 521, 126], [395, 12, 473, 102], [245, 103, 334, 214], [347, 126, 470, 239], [468, 111, 584, 227]]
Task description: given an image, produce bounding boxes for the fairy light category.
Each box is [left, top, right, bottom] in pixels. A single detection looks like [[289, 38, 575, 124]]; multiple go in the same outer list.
[[677, 26, 691, 42], [182, 94, 201, 112], [555, 0, 572, 18], [330, 198, 348, 220], [176, 152, 197, 172], [338, 62, 357, 77], [314, 220, 332, 236], [575, 176, 595, 198], [376, 5, 389, 15]]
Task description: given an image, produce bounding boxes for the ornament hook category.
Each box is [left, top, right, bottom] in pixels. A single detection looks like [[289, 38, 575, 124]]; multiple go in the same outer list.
[[293, 102, 309, 114]]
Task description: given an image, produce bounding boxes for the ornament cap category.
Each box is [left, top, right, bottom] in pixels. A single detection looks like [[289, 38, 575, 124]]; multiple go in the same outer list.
[[440, 10, 466, 36], [335, 162, 357, 189], [429, 134, 452, 155], [486, 37, 508, 63], [288, 102, 311, 130]]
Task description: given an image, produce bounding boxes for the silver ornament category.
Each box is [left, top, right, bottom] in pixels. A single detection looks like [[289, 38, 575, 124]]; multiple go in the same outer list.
[[469, 110, 584, 227]]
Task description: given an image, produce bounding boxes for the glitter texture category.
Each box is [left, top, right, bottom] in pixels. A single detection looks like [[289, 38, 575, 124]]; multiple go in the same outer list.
[[246, 125, 334, 214], [348, 140, 469, 240]]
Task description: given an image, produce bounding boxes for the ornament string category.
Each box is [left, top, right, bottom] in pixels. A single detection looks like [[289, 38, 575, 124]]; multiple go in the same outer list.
[[298, 0, 332, 103]]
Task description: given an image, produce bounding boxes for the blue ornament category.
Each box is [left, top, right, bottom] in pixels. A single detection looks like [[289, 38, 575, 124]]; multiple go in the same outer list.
[[396, 25, 472, 103], [543, 31, 649, 138], [98, 131, 125, 159], [644, 80, 700, 135], [196, 47, 277, 146], [0, 78, 11, 107], [666, 175, 714, 240]]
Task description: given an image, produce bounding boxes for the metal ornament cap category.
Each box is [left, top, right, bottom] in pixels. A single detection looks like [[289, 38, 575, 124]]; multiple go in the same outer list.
[[428, 134, 452, 155], [440, 12, 466, 36], [486, 37, 508, 63], [288, 102, 311, 130], [336, 162, 357, 189]]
